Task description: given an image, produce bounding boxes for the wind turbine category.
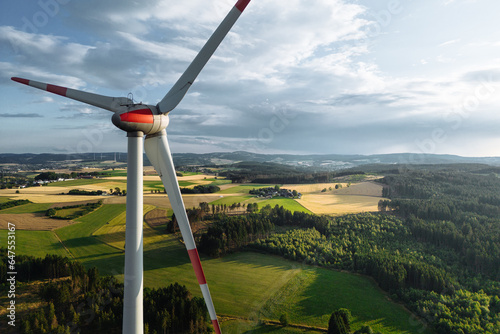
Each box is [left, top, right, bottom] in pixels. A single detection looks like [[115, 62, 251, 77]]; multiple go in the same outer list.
[[11, 0, 252, 333]]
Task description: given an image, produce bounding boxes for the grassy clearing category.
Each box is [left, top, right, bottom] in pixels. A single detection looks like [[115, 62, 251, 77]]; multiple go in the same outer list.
[[0, 202, 52, 214], [103, 170, 128, 177], [260, 268, 431, 333], [249, 197, 313, 214], [0, 230, 68, 258], [143, 180, 165, 191], [46, 179, 110, 187], [178, 180, 195, 187], [218, 184, 273, 194], [208, 195, 312, 214], [209, 195, 252, 205], [208, 179, 233, 186], [0, 197, 11, 203], [55, 207, 87, 218]]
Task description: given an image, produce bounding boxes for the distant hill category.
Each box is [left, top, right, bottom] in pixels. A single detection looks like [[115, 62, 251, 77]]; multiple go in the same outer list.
[[1, 151, 500, 170]]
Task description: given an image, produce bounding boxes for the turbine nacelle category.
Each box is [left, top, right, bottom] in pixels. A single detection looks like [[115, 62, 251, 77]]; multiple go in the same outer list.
[[111, 105, 169, 135]]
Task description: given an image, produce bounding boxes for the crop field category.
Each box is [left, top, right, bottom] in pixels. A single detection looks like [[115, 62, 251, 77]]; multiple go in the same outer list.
[[296, 181, 383, 215], [0, 213, 76, 230], [0, 197, 11, 203]]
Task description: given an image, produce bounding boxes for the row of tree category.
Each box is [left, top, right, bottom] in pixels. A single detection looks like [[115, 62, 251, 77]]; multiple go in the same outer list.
[[0, 199, 31, 210], [179, 184, 220, 194]]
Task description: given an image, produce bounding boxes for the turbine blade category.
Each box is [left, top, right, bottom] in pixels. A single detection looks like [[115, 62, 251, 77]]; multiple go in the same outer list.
[[11, 77, 131, 112], [144, 131, 221, 334], [157, 0, 251, 114]]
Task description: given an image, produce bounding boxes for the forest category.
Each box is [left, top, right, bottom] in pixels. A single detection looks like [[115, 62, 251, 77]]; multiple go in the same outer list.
[[219, 161, 364, 184]]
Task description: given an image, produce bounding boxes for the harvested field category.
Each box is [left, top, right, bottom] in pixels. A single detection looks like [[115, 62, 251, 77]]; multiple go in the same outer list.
[[294, 182, 383, 215], [0, 213, 76, 230], [0, 187, 107, 203], [297, 194, 380, 215], [333, 181, 383, 196], [282, 183, 349, 193], [145, 208, 170, 228]]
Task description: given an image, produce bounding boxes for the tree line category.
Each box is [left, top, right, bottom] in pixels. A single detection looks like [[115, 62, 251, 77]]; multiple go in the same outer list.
[[219, 161, 365, 184], [0, 199, 31, 211]]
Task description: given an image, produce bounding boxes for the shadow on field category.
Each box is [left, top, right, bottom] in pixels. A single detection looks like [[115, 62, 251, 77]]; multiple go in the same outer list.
[[241, 324, 281, 333], [218, 251, 297, 272]]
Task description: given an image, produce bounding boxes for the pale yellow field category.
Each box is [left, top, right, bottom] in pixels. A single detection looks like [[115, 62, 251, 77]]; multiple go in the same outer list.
[[281, 183, 349, 194], [0, 187, 107, 203], [295, 182, 383, 215]]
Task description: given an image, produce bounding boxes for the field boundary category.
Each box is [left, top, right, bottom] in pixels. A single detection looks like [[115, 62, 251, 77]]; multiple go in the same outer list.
[[52, 230, 75, 259], [219, 314, 328, 332]]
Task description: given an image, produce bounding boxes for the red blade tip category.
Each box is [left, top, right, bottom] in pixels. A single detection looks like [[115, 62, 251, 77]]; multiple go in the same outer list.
[[235, 0, 250, 12], [11, 77, 30, 85]]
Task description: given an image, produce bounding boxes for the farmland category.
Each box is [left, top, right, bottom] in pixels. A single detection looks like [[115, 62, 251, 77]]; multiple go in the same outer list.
[[0, 169, 426, 333], [0, 204, 427, 333]]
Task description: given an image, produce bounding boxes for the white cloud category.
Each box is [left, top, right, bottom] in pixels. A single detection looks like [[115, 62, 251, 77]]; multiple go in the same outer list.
[[2, 0, 500, 155]]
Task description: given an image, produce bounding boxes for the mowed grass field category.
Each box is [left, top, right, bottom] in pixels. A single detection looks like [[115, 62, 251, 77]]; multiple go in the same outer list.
[[0, 229, 68, 258]]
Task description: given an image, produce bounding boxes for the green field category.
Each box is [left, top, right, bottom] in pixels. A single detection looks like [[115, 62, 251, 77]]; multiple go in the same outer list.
[[46, 178, 112, 187], [207, 179, 233, 186], [209, 195, 312, 214], [209, 195, 252, 205], [218, 184, 273, 194], [103, 170, 128, 177], [250, 197, 312, 214], [0, 202, 52, 214], [0, 197, 11, 203], [55, 204, 126, 274], [55, 207, 87, 218], [0, 230, 68, 258]]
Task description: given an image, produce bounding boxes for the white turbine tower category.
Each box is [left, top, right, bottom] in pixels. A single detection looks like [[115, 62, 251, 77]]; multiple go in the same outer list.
[[11, 1, 252, 333]]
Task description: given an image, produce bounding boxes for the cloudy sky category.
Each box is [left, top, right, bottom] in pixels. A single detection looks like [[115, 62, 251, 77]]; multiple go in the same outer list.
[[1, 0, 499, 156]]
